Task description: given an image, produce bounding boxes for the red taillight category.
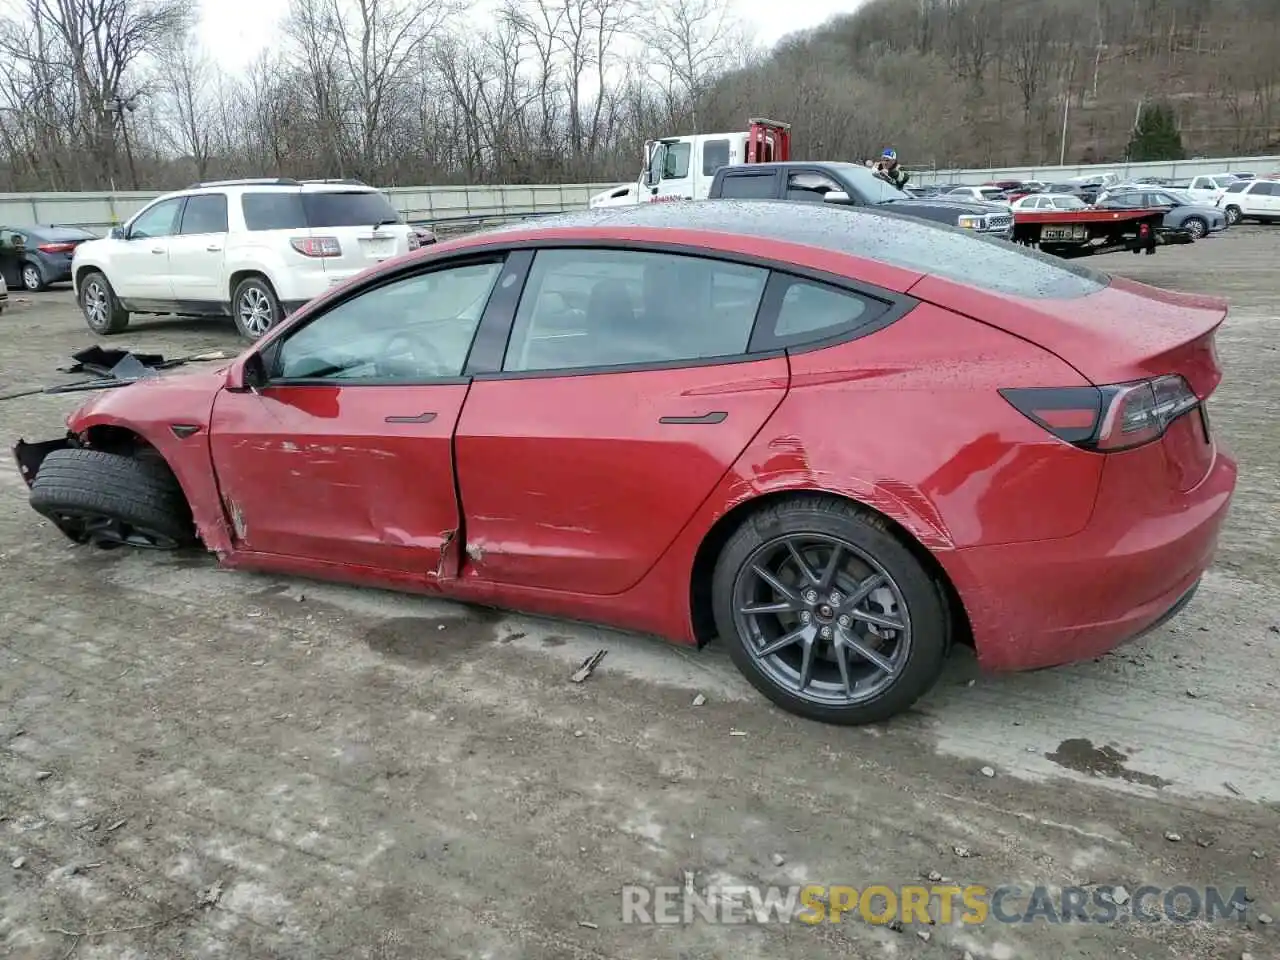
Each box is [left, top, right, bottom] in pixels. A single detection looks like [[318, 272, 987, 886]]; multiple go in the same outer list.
[[290, 236, 342, 257], [38, 242, 76, 254], [1001, 375, 1201, 452]]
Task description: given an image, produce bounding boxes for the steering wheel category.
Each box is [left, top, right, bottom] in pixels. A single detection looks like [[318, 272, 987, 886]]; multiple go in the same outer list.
[[375, 330, 450, 379]]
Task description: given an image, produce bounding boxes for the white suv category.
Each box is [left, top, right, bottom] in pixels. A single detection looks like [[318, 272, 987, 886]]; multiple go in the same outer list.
[[1218, 177, 1280, 225], [72, 178, 416, 339]]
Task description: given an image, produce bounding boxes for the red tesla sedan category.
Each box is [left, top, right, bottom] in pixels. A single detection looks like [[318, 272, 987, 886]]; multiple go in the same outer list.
[[13, 202, 1236, 725]]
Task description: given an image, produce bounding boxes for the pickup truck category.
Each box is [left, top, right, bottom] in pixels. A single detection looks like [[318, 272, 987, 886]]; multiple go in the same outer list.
[[706, 162, 1015, 239]]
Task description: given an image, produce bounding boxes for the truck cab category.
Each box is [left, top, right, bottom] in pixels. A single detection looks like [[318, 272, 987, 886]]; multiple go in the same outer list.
[[707, 162, 1015, 239], [591, 119, 791, 208]]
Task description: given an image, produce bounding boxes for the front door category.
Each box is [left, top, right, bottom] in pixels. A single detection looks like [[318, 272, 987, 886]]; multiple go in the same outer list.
[[113, 196, 184, 300], [209, 256, 509, 575], [166, 192, 229, 304], [454, 246, 788, 595]]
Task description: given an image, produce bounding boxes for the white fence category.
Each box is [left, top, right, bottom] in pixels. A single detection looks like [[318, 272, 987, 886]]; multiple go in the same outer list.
[[0, 182, 618, 232], [914, 155, 1280, 185]]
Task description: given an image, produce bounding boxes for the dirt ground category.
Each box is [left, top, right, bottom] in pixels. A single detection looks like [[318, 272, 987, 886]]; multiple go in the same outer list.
[[1, 229, 1278, 960]]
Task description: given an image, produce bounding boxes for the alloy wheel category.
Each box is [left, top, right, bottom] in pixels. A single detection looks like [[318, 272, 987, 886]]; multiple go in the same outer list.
[[1186, 219, 1206, 239], [48, 509, 180, 550], [238, 287, 274, 337], [1225, 206, 1241, 225], [22, 264, 41, 291], [83, 279, 108, 328], [732, 533, 912, 707]]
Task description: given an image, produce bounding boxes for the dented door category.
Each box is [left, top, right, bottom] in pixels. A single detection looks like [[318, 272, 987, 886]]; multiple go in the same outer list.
[[209, 383, 466, 576]]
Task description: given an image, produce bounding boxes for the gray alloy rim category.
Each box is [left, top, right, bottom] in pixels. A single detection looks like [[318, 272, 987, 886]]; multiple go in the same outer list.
[[1186, 219, 1206, 238], [732, 533, 912, 707], [83, 279, 109, 328], [22, 264, 41, 290], [238, 287, 274, 336], [1226, 206, 1241, 224], [48, 509, 178, 550]]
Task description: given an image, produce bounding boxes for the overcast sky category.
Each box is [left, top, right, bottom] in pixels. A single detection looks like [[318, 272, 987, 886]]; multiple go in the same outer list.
[[200, 0, 866, 71]]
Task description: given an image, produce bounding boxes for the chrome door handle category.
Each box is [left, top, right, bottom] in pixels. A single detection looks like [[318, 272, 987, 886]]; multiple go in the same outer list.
[[206, 244, 223, 252]]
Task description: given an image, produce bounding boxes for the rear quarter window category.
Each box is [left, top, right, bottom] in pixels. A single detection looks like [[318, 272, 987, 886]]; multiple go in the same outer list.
[[718, 173, 777, 199], [242, 192, 307, 231]]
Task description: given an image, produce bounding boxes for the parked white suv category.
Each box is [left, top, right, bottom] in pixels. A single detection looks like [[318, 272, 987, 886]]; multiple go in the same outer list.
[[1218, 178, 1280, 224], [72, 178, 415, 339]]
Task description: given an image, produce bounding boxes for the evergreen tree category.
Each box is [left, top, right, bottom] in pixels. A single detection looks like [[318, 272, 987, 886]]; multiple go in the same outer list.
[[1127, 103, 1186, 161]]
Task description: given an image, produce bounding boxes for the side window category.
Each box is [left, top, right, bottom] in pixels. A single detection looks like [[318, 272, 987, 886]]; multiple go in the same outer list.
[[786, 172, 843, 202], [1225, 181, 1248, 194], [179, 194, 229, 235], [662, 143, 691, 179], [273, 261, 503, 382], [702, 139, 730, 176], [127, 199, 183, 240], [763, 276, 878, 345], [502, 249, 767, 373], [242, 192, 307, 231], [1254, 182, 1277, 196], [718, 173, 777, 199]]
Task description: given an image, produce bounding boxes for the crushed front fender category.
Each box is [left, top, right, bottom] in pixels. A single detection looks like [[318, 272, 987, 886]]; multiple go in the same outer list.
[[13, 435, 77, 487]]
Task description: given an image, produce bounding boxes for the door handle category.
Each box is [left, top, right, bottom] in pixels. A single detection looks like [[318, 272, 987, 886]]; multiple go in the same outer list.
[[658, 411, 727, 425], [150, 247, 164, 254], [206, 244, 223, 252], [385, 412, 437, 424]]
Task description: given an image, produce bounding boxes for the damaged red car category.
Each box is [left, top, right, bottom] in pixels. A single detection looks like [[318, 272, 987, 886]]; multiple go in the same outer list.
[[13, 202, 1236, 725]]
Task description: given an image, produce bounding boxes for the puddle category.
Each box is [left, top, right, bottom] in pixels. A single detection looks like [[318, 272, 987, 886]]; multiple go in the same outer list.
[[1046, 738, 1170, 789], [364, 612, 501, 664]]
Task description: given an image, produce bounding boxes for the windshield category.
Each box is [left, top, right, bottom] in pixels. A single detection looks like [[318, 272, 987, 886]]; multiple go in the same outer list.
[[1054, 197, 1087, 209], [1163, 191, 1195, 205], [979, 188, 1005, 200]]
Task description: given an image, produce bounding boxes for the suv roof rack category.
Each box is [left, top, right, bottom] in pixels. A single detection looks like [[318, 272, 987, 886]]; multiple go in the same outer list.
[[185, 177, 301, 189], [298, 178, 371, 187]]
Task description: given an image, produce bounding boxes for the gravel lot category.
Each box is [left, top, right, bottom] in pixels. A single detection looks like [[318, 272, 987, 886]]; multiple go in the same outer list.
[[1, 229, 1278, 959]]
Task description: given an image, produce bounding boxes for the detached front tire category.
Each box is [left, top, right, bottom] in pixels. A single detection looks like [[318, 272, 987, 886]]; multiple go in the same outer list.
[[78, 270, 130, 334], [712, 497, 950, 725], [30, 448, 195, 550]]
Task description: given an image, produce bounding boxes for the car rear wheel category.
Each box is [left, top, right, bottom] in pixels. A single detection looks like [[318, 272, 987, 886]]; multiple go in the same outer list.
[[712, 497, 950, 725], [1183, 216, 1208, 239], [78, 270, 130, 334], [21, 261, 45, 292], [29, 449, 195, 550], [1224, 205, 1242, 225], [233, 276, 282, 340]]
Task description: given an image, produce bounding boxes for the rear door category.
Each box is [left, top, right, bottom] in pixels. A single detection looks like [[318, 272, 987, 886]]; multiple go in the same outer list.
[[1252, 180, 1280, 216], [301, 188, 413, 285], [453, 246, 787, 594], [166, 192, 229, 303]]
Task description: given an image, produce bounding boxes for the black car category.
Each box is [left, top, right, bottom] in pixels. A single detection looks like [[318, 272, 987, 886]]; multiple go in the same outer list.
[[1046, 182, 1101, 204], [0, 224, 98, 292], [708, 163, 1014, 239]]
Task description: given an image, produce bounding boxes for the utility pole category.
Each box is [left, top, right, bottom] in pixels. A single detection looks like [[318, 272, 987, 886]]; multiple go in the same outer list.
[[106, 94, 140, 190]]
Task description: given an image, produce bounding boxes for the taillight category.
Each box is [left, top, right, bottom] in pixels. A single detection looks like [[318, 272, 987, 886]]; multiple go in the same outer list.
[[290, 236, 341, 257], [1001, 375, 1201, 452], [38, 242, 76, 254]]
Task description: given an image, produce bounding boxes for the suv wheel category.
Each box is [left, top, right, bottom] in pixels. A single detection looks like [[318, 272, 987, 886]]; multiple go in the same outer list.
[[1224, 205, 1242, 225], [79, 271, 130, 334], [233, 276, 282, 340], [21, 262, 45, 292]]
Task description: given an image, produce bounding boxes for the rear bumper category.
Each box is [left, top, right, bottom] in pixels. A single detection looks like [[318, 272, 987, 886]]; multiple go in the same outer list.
[[943, 444, 1237, 672]]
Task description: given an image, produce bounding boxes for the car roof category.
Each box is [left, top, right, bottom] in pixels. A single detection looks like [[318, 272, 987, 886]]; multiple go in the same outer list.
[[465, 199, 1107, 299]]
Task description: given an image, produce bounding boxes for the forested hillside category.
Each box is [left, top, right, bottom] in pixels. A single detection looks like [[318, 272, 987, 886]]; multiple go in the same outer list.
[[1, 0, 1277, 192]]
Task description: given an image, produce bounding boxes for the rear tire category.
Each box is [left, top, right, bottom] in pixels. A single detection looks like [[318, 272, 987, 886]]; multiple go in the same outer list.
[[78, 270, 130, 334], [21, 261, 46, 292], [712, 497, 950, 725], [1183, 216, 1207, 240], [232, 275, 282, 340], [1224, 205, 1242, 226], [30, 448, 195, 550]]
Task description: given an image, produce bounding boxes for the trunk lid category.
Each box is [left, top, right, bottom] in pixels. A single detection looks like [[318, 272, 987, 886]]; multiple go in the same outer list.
[[910, 272, 1227, 399]]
